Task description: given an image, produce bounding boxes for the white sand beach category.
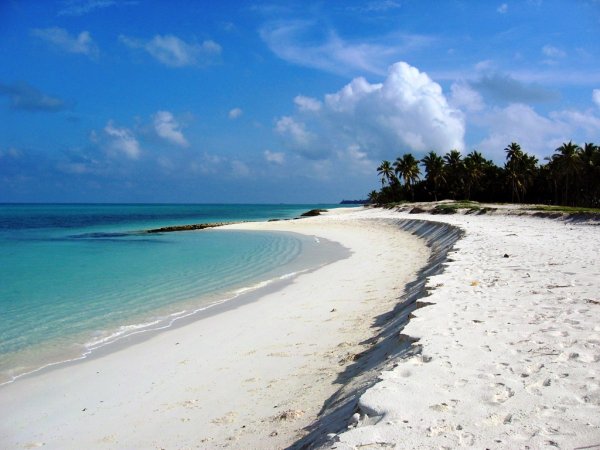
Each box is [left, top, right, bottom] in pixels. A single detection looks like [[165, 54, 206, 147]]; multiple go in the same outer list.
[[317, 207, 600, 450], [1, 206, 599, 449], [0, 208, 429, 449]]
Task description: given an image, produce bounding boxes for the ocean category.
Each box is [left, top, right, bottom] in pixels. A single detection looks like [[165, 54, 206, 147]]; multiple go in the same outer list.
[[0, 204, 349, 384]]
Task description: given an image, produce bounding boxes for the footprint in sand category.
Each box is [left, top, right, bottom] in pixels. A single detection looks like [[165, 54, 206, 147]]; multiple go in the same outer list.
[[492, 383, 515, 403], [212, 411, 237, 424]]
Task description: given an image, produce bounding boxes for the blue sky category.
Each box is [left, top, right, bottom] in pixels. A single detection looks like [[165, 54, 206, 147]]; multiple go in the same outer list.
[[1, 0, 599, 203]]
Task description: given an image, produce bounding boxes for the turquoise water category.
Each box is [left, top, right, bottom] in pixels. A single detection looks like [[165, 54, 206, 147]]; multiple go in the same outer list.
[[0, 204, 348, 383]]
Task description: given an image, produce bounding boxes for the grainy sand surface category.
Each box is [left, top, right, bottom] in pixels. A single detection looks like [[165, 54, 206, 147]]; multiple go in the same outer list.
[[320, 207, 600, 450]]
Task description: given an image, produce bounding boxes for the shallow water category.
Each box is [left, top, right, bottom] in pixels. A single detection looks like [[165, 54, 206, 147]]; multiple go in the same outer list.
[[0, 204, 348, 383]]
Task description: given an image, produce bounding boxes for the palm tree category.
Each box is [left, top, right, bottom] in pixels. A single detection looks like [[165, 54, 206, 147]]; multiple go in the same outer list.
[[463, 150, 486, 200], [579, 143, 600, 207], [505, 142, 524, 202], [421, 151, 445, 201], [376, 160, 396, 188], [551, 141, 582, 205], [444, 149, 464, 199], [504, 142, 523, 163], [394, 153, 421, 200], [504, 143, 538, 203], [367, 190, 379, 204]]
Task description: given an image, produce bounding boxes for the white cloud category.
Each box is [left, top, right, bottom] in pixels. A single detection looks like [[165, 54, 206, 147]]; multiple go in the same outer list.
[[188, 152, 223, 175], [260, 21, 432, 76], [104, 121, 141, 159], [58, 162, 90, 174], [336, 145, 373, 175], [32, 27, 99, 58], [593, 89, 600, 108], [58, 0, 118, 16], [264, 150, 285, 164], [276, 116, 315, 148], [497, 3, 508, 13], [550, 109, 600, 135], [153, 111, 188, 147], [450, 82, 485, 112], [473, 103, 600, 161], [276, 61, 464, 160], [350, 1, 401, 12], [542, 45, 566, 59], [119, 34, 221, 67], [294, 95, 322, 112], [477, 104, 565, 160], [474, 60, 495, 72], [228, 107, 243, 119]]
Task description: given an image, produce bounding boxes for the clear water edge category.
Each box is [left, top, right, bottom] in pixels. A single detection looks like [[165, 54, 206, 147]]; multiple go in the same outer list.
[[2, 235, 340, 387], [0, 204, 351, 386]]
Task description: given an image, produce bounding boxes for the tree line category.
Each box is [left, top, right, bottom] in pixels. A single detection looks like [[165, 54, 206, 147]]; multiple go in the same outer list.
[[369, 142, 600, 208]]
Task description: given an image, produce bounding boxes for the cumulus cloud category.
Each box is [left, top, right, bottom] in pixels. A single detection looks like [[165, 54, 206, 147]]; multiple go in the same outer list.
[[476, 104, 565, 159], [32, 27, 98, 58], [153, 111, 188, 147], [264, 150, 285, 164], [260, 21, 432, 76], [228, 107, 243, 119], [450, 82, 485, 112], [275, 116, 315, 147], [593, 89, 600, 108], [119, 34, 221, 67], [104, 121, 141, 159], [473, 103, 600, 161], [294, 95, 321, 112], [276, 61, 464, 160], [0, 82, 66, 112], [551, 109, 600, 136]]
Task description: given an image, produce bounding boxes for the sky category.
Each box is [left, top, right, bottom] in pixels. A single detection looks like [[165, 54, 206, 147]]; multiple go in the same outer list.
[[1, 0, 599, 203]]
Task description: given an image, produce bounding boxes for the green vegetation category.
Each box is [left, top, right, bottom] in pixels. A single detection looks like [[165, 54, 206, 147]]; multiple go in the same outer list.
[[432, 201, 482, 214], [369, 141, 600, 208], [528, 205, 600, 214]]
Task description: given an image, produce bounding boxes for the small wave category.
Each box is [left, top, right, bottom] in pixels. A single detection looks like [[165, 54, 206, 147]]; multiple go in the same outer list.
[[85, 319, 163, 349]]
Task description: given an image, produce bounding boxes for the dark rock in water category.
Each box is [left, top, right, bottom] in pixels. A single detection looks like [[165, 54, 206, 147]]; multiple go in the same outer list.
[[268, 219, 281, 222], [300, 209, 327, 217], [503, 253, 510, 258], [145, 222, 232, 233], [409, 207, 426, 214]]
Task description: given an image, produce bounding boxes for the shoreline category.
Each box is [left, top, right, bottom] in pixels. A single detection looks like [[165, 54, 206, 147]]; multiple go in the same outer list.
[[2, 205, 597, 449], [0, 208, 430, 449], [0, 229, 349, 387]]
